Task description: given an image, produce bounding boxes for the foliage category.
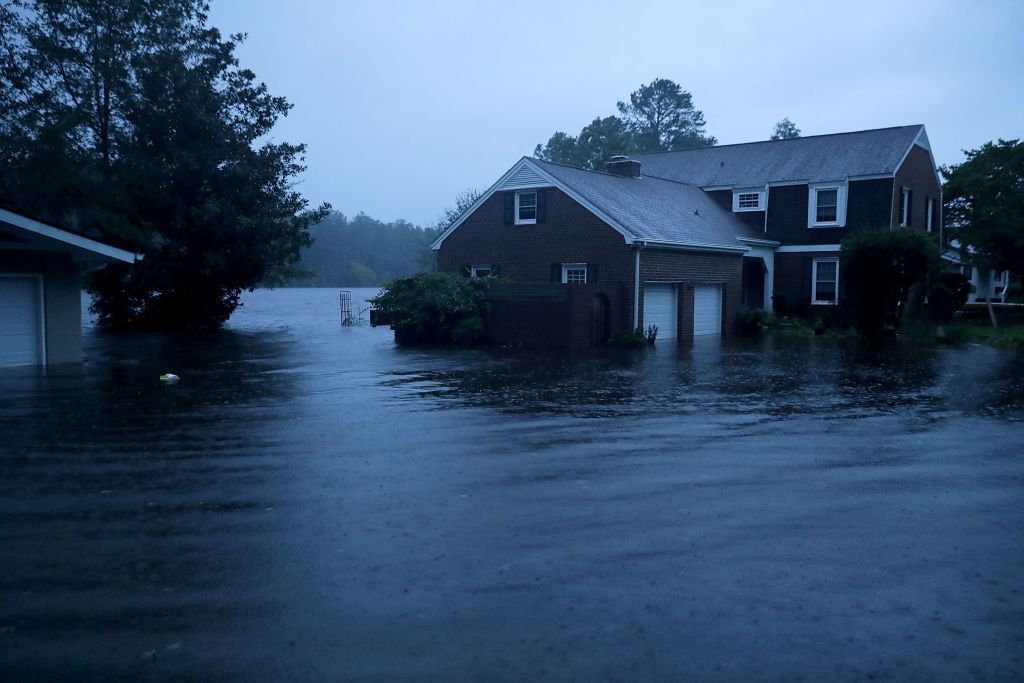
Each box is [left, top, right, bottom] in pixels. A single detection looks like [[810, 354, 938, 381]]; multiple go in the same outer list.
[[903, 321, 1024, 350], [925, 271, 970, 322], [290, 212, 439, 287], [610, 326, 648, 348], [433, 187, 483, 232], [0, 0, 328, 330], [770, 118, 801, 140], [369, 271, 493, 345], [534, 78, 715, 170], [941, 139, 1024, 313], [737, 308, 768, 335], [534, 117, 633, 171], [840, 229, 940, 331], [616, 78, 716, 152], [644, 324, 659, 345]]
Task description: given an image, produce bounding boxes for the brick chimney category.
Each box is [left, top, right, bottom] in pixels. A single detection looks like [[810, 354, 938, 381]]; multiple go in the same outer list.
[[604, 155, 641, 178]]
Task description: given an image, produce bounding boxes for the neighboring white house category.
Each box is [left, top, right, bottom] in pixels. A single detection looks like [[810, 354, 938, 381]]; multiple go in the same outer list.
[[962, 266, 1012, 303], [0, 207, 136, 368]]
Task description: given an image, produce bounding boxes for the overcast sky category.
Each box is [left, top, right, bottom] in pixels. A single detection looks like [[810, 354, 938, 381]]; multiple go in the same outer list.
[[209, 0, 1023, 228]]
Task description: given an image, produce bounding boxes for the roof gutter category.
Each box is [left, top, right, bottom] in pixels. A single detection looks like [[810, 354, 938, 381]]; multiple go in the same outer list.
[[636, 239, 748, 255]]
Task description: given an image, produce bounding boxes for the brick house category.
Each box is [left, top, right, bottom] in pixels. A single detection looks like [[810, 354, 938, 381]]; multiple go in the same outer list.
[[432, 125, 941, 348]]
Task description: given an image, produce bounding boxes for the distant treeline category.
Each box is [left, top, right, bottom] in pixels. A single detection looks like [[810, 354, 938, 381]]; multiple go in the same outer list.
[[288, 212, 440, 287]]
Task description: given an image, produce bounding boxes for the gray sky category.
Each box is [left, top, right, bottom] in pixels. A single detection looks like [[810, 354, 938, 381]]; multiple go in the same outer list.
[[210, 0, 1024, 228]]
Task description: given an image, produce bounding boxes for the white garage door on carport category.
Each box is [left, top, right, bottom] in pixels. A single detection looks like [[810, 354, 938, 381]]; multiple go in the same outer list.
[[0, 276, 43, 367], [693, 284, 723, 337], [643, 283, 678, 339]]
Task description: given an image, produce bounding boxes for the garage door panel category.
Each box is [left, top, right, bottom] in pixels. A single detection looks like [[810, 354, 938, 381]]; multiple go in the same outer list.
[[693, 284, 722, 337], [643, 284, 677, 340], [0, 277, 42, 367]]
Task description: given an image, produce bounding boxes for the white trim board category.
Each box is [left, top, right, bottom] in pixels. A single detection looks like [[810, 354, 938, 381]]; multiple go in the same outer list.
[[775, 244, 841, 253], [0, 208, 136, 264]]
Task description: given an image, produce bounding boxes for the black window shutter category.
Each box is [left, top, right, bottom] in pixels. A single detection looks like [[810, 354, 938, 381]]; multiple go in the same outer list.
[[503, 192, 514, 225], [537, 189, 547, 224], [907, 190, 913, 226], [490, 264, 500, 277], [551, 263, 562, 283], [899, 189, 906, 225], [802, 257, 812, 301], [587, 263, 598, 283], [461, 264, 471, 277]]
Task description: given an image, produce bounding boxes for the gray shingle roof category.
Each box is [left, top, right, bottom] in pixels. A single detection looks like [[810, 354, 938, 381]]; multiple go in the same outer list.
[[533, 159, 763, 250], [637, 125, 923, 188]]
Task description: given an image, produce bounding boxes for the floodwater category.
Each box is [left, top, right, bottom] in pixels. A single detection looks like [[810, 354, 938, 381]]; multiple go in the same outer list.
[[1, 288, 1022, 682]]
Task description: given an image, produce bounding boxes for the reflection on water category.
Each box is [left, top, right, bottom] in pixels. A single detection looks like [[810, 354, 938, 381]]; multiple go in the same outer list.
[[1, 288, 1022, 681]]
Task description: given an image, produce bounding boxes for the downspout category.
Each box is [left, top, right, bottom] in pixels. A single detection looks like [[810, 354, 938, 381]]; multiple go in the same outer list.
[[632, 244, 642, 330], [763, 184, 769, 234]]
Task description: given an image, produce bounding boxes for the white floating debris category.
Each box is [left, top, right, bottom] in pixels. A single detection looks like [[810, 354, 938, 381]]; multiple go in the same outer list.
[[159, 373, 180, 383]]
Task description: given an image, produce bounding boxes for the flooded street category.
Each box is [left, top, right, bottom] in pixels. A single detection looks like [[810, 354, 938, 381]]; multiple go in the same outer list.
[[1, 288, 1022, 681]]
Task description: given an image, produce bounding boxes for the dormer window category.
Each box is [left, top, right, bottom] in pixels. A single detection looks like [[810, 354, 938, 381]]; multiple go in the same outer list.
[[515, 191, 537, 225], [808, 183, 847, 228], [732, 189, 765, 212]]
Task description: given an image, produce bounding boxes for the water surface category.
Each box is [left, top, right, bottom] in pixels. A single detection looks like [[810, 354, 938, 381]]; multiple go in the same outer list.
[[1, 288, 1022, 681]]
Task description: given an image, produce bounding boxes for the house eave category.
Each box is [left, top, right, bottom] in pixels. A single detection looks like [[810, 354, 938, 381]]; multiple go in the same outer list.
[[0, 208, 138, 264]]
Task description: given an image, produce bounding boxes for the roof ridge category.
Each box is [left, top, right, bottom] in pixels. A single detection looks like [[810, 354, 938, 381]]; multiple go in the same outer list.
[[531, 156, 700, 189], [635, 124, 923, 156]]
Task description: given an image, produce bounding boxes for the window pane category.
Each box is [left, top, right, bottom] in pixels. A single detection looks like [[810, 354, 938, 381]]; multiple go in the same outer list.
[[817, 189, 838, 207], [814, 260, 838, 303], [518, 206, 536, 220], [738, 193, 759, 209], [564, 267, 587, 284], [518, 192, 536, 208]]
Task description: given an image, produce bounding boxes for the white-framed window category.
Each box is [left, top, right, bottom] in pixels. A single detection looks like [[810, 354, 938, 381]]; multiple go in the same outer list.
[[470, 264, 492, 278], [900, 187, 911, 227], [732, 189, 765, 212], [812, 257, 839, 305], [514, 191, 537, 225], [926, 196, 933, 233], [808, 183, 846, 228], [561, 263, 587, 284]]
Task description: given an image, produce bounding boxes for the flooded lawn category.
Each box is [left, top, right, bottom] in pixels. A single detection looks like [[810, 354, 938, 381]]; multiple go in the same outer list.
[[1, 288, 1022, 681]]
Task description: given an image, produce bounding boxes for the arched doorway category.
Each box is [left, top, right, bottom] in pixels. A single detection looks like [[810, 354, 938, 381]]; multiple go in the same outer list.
[[590, 293, 610, 346]]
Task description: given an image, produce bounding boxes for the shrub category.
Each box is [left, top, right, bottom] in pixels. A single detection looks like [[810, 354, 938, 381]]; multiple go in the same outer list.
[[610, 327, 648, 348], [737, 308, 767, 335], [644, 324, 659, 345], [926, 272, 971, 322], [369, 271, 493, 345], [840, 229, 940, 331]]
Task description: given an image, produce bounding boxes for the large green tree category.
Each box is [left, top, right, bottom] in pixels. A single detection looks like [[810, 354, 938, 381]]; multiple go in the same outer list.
[[942, 139, 1024, 324], [534, 116, 633, 171], [0, 0, 328, 330], [616, 78, 715, 152], [534, 79, 714, 170]]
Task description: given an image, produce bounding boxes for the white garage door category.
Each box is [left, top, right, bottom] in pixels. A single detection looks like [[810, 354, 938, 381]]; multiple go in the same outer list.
[[693, 284, 722, 337], [0, 276, 43, 367], [643, 284, 677, 339]]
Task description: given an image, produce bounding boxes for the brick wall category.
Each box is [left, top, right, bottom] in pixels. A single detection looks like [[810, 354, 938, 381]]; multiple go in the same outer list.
[[438, 187, 747, 346], [893, 145, 942, 238], [638, 249, 743, 340], [437, 188, 636, 343]]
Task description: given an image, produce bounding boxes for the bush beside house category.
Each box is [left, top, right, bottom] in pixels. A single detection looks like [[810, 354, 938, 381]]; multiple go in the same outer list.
[[369, 272, 493, 345]]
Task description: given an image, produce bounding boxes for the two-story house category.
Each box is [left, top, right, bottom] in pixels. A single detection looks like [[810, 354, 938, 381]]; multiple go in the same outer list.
[[431, 125, 941, 348]]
